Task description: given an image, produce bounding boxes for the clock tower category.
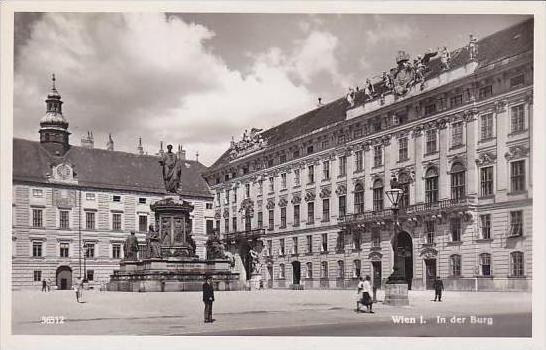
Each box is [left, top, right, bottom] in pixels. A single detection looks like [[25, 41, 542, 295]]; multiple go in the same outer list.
[[39, 74, 71, 155]]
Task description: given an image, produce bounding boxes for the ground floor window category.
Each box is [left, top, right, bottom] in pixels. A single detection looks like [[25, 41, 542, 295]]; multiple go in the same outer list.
[[33, 270, 42, 282], [86, 269, 94, 281], [112, 244, 121, 259], [337, 260, 344, 278], [480, 253, 491, 276], [321, 261, 328, 278], [306, 262, 313, 279], [279, 264, 285, 279], [510, 251, 524, 277], [353, 259, 361, 278], [450, 254, 461, 277]]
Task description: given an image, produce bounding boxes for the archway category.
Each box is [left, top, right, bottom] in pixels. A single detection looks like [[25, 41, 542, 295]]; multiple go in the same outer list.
[[391, 231, 413, 290], [291, 261, 301, 285], [56, 266, 72, 290]]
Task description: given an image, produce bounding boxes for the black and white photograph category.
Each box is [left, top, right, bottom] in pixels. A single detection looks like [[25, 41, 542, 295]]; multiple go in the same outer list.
[[1, 1, 544, 349]]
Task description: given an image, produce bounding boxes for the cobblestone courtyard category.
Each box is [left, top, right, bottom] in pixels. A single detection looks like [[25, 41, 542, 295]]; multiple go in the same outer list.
[[11, 289, 531, 336]]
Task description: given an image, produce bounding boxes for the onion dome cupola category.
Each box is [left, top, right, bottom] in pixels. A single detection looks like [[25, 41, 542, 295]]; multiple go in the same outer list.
[[39, 74, 71, 155]]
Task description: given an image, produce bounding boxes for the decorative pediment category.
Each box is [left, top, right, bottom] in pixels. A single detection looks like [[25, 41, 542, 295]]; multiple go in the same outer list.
[[49, 162, 77, 184], [475, 152, 497, 166], [447, 154, 467, 170], [335, 184, 347, 196], [223, 208, 230, 218], [505, 145, 529, 161], [368, 251, 383, 261], [304, 190, 316, 202], [266, 198, 276, 210], [278, 197, 288, 208], [392, 166, 415, 183], [319, 187, 331, 199], [419, 247, 438, 259], [495, 99, 507, 113], [291, 193, 302, 204]]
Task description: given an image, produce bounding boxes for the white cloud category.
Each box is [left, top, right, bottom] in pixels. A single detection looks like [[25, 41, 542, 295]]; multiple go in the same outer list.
[[364, 15, 417, 46], [14, 13, 318, 165]]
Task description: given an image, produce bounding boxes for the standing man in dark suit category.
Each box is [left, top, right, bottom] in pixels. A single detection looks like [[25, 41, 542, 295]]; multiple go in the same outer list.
[[202, 276, 215, 323], [433, 276, 444, 302]]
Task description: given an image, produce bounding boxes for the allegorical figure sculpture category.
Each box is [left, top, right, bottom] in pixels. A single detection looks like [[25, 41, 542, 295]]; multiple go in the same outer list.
[[346, 87, 356, 107], [159, 144, 181, 193], [249, 249, 262, 274], [206, 233, 226, 259], [187, 233, 197, 256], [468, 34, 478, 61], [440, 46, 451, 71], [147, 225, 162, 259], [123, 231, 140, 260], [364, 78, 375, 99]]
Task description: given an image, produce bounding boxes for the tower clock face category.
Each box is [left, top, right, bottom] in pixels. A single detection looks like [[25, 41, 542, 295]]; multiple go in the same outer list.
[[56, 164, 71, 180]]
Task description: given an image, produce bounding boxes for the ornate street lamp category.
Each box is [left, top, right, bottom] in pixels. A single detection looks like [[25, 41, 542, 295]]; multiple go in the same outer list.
[[385, 188, 404, 213]]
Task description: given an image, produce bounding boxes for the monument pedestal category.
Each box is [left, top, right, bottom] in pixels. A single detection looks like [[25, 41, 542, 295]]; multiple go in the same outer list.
[[250, 273, 262, 290], [383, 283, 409, 306]]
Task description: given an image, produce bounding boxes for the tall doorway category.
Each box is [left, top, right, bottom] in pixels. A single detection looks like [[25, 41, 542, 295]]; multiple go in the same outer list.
[[56, 266, 72, 290], [372, 261, 382, 289], [425, 259, 437, 290], [267, 265, 273, 288], [392, 231, 413, 290], [291, 261, 301, 285]]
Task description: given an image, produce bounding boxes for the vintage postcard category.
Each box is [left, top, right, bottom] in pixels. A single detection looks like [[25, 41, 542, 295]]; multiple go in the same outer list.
[[1, 1, 544, 350]]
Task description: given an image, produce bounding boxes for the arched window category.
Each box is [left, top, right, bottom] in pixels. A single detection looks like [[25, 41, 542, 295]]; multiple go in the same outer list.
[[399, 173, 411, 208], [479, 253, 491, 276], [450, 163, 466, 201], [449, 254, 461, 276], [306, 262, 313, 279], [321, 261, 328, 279], [373, 179, 384, 211], [354, 183, 365, 214], [425, 167, 439, 204], [337, 260, 344, 279], [353, 259, 361, 278], [510, 251, 524, 277]]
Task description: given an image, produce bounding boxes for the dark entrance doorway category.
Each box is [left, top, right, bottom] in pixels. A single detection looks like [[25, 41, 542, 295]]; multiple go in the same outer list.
[[425, 259, 437, 290], [392, 231, 413, 290], [56, 266, 72, 290], [267, 265, 273, 288], [372, 261, 382, 289], [292, 261, 301, 285]]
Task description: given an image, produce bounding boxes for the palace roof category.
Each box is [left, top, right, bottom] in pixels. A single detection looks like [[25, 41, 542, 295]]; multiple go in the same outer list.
[[207, 18, 533, 174], [13, 138, 212, 198]]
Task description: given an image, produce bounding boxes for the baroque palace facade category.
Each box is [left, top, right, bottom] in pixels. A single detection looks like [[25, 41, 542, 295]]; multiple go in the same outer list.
[[204, 19, 533, 291], [12, 77, 215, 290]]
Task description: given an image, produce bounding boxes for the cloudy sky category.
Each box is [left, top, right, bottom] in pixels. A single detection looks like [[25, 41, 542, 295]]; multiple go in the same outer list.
[[14, 12, 529, 165]]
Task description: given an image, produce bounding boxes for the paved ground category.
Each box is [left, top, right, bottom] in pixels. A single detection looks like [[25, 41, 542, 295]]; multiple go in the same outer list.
[[11, 289, 531, 337]]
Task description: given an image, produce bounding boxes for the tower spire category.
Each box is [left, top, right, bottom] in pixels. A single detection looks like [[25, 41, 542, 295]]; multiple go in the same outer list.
[[40, 74, 70, 155]]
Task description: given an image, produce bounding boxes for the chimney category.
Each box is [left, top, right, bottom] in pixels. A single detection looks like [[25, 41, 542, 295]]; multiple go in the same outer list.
[[195, 151, 199, 162], [106, 133, 114, 151], [137, 137, 144, 155], [177, 144, 186, 160], [317, 97, 323, 107], [158, 141, 164, 156], [81, 131, 94, 149]]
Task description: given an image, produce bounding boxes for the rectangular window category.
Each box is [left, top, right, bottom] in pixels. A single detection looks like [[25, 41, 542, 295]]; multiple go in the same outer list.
[[371, 231, 381, 248], [59, 210, 70, 229], [450, 218, 462, 242], [279, 238, 285, 255], [451, 122, 464, 147], [86, 211, 96, 230], [292, 237, 298, 255], [450, 94, 463, 108], [294, 169, 301, 186], [85, 192, 95, 201], [86, 270, 94, 282], [138, 197, 146, 204], [59, 242, 69, 258], [425, 103, 437, 116], [355, 150, 363, 172], [451, 171, 465, 201], [480, 166, 494, 196], [425, 221, 435, 244], [373, 187, 384, 211], [480, 254, 491, 276], [293, 150, 300, 159], [337, 135, 346, 145], [84, 243, 95, 258], [373, 145, 382, 167], [32, 189, 44, 198], [321, 262, 328, 278], [480, 113, 494, 140], [337, 260, 344, 278], [113, 195, 121, 202], [511, 104, 525, 132], [321, 140, 329, 149], [322, 161, 330, 180], [32, 241, 42, 257], [308, 165, 315, 184], [280, 207, 287, 228], [336, 232, 345, 251], [225, 190, 230, 204], [281, 174, 287, 189], [280, 154, 287, 163], [293, 204, 300, 226], [232, 217, 237, 232], [509, 211, 523, 237], [306, 262, 313, 278], [112, 213, 122, 231], [207, 220, 214, 235], [425, 129, 437, 154], [307, 202, 314, 224], [322, 198, 330, 222], [353, 260, 361, 278], [138, 215, 147, 232], [511, 252, 524, 277], [338, 195, 346, 218], [338, 156, 347, 177], [215, 220, 220, 232], [510, 74, 524, 88], [353, 128, 362, 139], [267, 240, 272, 256], [112, 244, 121, 259], [396, 137, 408, 162], [257, 212, 263, 229], [480, 214, 491, 239], [224, 218, 229, 233], [206, 202, 213, 210], [307, 145, 314, 155], [306, 235, 312, 253], [268, 177, 274, 192], [32, 209, 43, 228], [479, 85, 492, 99], [268, 209, 274, 230], [510, 160, 525, 192], [33, 270, 42, 282], [450, 255, 461, 276]]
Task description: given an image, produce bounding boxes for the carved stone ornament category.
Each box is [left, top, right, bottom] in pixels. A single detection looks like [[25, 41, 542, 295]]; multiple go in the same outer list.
[[291, 193, 302, 204], [214, 210, 221, 220], [278, 197, 288, 208], [447, 154, 467, 170], [411, 125, 424, 138], [463, 107, 479, 122], [419, 247, 438, 259], [228, 128, 267, 161], [266, 198, 276, 210], [436, 118, 449, 129], [223, 208, 230, 218], [335, 184, 347, 196], [475, 152, 497, 166], [319, 187, 332, 199], [362, 140, 372, 151], [304, 191, 316, 202], [504, 145, 530, 161], [239, 198, 255, 216], [495, 100, 507, 113], [368, 251, 383, 261]]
